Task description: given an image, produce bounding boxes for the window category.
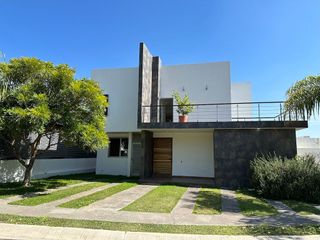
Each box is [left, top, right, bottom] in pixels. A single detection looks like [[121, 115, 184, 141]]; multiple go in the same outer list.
[[109, 138, 128, 157], [104, 94, 109, 116]]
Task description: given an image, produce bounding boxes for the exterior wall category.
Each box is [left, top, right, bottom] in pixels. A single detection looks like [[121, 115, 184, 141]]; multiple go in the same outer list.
[[231, 82, 252, 119], [297, 136, 320, 162], [160, 62, 231, 122], [0, 158, 96, 183], [96, 133, 131, 176], [153, 131, 214, 178], [91, 67, 139, 132], [214, 129, 297, 188]]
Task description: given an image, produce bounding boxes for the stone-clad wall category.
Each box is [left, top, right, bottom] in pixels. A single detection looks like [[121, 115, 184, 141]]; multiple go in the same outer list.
[[138, 43, 162, 125], [138, 43, 153, 123], [151, 56, 161, 122], [213, 129, 297, 188]]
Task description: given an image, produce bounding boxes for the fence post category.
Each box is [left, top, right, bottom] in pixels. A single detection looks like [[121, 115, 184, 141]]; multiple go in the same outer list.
[[237, 104, 239, 121], [258, 103, 261, 121], [216, 105, 218, 122]]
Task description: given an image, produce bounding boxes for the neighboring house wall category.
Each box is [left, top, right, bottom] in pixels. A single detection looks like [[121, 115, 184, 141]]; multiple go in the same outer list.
[[0, 140, 96, 183], [153, 131, 214, 178], [0, 158, 96, 183], [297, 136, 320, 162], [92, 67, 139, 132]]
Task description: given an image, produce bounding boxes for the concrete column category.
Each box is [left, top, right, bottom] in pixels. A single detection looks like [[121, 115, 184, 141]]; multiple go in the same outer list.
[[140, 130, 153, 178]]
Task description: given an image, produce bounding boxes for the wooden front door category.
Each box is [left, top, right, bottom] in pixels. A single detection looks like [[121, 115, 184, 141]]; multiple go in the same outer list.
[[153, 138, 172, 177]]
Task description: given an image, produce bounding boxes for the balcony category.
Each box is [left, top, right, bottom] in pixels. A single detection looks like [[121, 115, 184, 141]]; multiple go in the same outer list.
[[138, 101, 308, 129]]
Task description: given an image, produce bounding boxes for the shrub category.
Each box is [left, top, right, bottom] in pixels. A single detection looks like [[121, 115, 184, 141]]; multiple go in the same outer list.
[[251, 154, 320, 203]]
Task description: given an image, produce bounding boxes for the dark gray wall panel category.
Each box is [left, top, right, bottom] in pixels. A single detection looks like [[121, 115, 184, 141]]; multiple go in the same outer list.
[[140, 130, 153, 178], [214, 129, 297, 188]]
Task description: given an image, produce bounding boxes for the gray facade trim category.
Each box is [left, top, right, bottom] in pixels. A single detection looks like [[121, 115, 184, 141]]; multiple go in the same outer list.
[[137, 42, 144, 125]]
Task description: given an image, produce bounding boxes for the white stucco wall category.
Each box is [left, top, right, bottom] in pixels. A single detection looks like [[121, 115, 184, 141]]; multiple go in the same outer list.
[[0, 158, 96, 183], [95, 133, 131, 176], [231, 82, 252, 120], [153, 131, 214, 178], [160, 62, 231, 122], [92, 68, 139, 132]]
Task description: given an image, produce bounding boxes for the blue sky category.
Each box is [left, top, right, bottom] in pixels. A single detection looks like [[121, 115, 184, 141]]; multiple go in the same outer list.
[[1, 0, 320, 136]]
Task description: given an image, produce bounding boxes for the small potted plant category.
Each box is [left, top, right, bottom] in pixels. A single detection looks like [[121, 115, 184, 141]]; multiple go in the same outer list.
[[172, 91, 194, 123]]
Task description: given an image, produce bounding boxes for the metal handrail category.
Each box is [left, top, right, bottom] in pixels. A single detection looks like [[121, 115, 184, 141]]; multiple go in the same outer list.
[[140, 101, 306, 123], [142, 100, 284, 108]]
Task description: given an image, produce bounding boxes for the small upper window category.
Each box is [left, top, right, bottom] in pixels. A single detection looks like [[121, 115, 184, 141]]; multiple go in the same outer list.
[[109, 138, 128, 157], [104, 94, 109, 116]]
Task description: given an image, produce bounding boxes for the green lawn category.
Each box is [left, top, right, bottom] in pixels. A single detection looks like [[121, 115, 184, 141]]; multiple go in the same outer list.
[[59, 182, 137, 208], [0, 213, 320, 235], [9, 182, 106, 206], [122, 185, 187, 213], [236, 190, 278, 217], [193, 188, 221, 215], [0, 173, 99, 199], [283, 200, 320, 215]]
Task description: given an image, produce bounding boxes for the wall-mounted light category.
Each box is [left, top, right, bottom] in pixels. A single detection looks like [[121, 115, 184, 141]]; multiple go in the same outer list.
[[205, 84, 208, 91], [182, 86, 185, 92]]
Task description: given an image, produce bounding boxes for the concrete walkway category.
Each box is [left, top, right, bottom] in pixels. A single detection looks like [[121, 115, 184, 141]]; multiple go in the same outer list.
[[267, 200, 296, 215], [0, 185, 320, 226], [0, 223, 319, 240], [85, 184, 157, 211], [171, 187, 200, 215]]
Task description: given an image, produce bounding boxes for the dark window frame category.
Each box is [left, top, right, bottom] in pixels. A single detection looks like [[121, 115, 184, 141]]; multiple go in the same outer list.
[[108, 138, 128, 157]]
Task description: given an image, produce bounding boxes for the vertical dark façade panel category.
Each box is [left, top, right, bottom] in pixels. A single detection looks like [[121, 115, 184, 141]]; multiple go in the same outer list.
[[140, 130, 153, 178], [214, 129, 297, 188], [137, 43, 153, 125], [150, 56, 161, 123]]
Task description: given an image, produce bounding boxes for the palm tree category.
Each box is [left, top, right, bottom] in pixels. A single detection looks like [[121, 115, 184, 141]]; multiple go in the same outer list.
[[285, 75, 320, 119]]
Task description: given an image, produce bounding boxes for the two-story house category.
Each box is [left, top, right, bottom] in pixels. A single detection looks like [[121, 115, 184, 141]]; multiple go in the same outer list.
[[92, 43, 307, 187]]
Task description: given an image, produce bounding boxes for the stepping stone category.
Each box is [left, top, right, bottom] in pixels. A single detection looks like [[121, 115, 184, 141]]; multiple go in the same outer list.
[[86, 184, 157, 210], [266, 199, 296, 215], [221, 189, 241, 214], [172, 187, 199, 215]]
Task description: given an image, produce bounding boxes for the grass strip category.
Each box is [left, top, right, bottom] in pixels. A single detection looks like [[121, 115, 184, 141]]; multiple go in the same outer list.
[[0, 173, 100, 199], [236, 190, 278, 217], [0, 213, 320, 235], [122, 185, 186, 213], [283, 200, 320, 215], [59, 182, 137, 208], [9, 182, 106, 206], [193, 188, 221, 215]]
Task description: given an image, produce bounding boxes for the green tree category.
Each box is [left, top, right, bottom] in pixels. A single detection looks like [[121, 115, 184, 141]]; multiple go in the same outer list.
[[285, 75, 320, 118], [0, 58, 108, 186]]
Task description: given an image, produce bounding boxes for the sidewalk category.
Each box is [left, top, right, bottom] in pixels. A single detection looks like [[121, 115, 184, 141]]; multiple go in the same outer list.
[[0, 223, 319, 240]]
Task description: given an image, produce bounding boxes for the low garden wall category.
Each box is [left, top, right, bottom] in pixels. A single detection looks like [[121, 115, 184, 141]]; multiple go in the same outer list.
[[0, 158, 96, 183]]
